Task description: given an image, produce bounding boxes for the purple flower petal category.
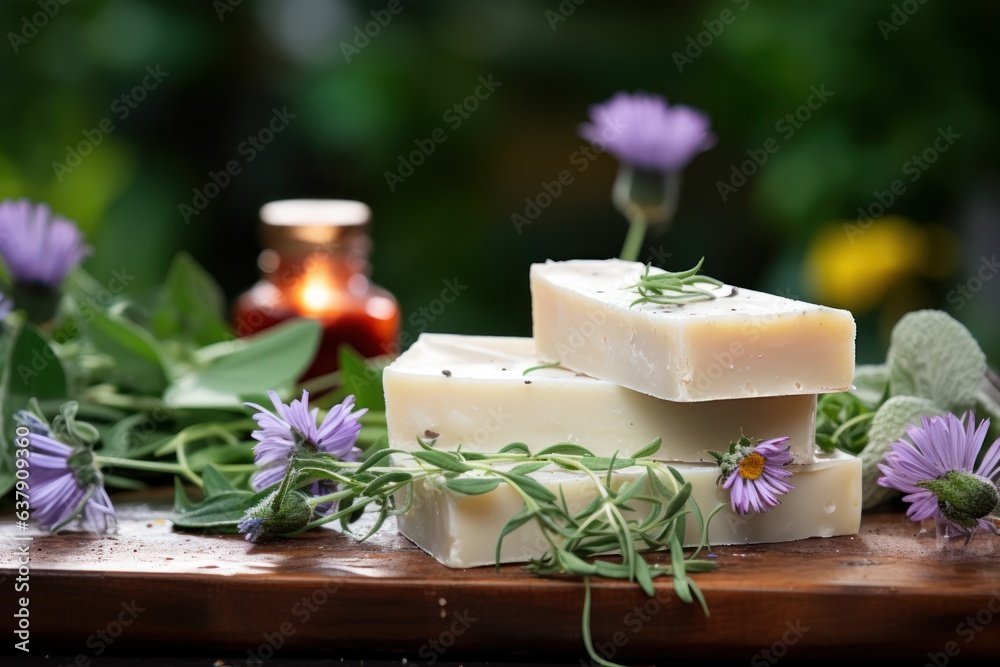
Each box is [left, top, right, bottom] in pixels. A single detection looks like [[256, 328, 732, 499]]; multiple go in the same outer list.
[[244, 391, 365, 492], [26, 430, 115, 534], [877, 412, 1000, 539], [0, 199, 90, 288], [579, 92, 715, 171]]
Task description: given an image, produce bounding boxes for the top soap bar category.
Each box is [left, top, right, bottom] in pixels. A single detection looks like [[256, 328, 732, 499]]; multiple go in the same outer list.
[[530, 259, 856, 402]]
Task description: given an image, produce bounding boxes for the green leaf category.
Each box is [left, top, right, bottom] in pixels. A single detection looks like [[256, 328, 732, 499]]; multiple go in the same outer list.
[[102, 474, 149, 491], [339, 345, 386, 411], [86, 310, 169, 395], [887, 310, 986, 413], [495, 505, 533, 570], [444, 477, 502, 495], [498, 442, 530, 455], [536, 443, 595, 457], [185, 443, 254, 471], [202, 464, 237, 497], [411, 449, 471, 473], [164, 319, 321, 408], [558, 549, 598, 575], [152, 252, 231, 347], [362, 471, 412, 496], [578, 456, 636, 471], [859, 395, 943, 510], [0, 323, 68, 495], [174, 477, 195, 512], [501, 472, 557, 502], [851, 364, 890, 409], [509, 461, 548, 476], [632, 438, 663, 460], [171, 488, 268, 529]]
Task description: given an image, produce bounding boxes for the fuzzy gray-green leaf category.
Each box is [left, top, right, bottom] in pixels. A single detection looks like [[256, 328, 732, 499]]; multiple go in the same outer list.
[[887, 310, 985, 412]]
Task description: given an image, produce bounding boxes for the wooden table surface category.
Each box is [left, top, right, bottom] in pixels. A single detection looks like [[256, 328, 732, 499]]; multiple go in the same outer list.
[[2, 492, 999, 665]]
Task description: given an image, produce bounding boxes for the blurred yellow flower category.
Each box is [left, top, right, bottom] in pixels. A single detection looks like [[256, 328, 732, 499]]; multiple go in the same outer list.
[[804, 217, 958, 313]]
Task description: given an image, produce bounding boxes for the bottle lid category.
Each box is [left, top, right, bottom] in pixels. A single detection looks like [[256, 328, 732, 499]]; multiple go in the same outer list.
[[260, 199, 372, 252]]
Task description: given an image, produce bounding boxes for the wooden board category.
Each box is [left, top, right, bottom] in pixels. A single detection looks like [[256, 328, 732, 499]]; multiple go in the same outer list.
[[3, 493, 1000, 664]]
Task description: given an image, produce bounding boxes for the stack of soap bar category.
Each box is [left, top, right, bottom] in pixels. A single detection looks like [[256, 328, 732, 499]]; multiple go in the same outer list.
[[385, 257, 861, 569], [530, 259, 856, 402], [396, 451, 861, 568], [383, 333, 819, 464]]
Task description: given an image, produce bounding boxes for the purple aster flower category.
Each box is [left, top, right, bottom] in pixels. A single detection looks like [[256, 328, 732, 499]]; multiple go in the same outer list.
[[245, 390, 366, 491], [20, 412, 117, 534], [711, 436, 795, 515], [579, 91, 715, 172], [878, 412, 1000, 539], [0, 198, 90, 288]]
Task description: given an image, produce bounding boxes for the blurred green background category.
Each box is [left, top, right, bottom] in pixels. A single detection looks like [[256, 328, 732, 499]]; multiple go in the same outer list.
[[3, 0, 998, 364]]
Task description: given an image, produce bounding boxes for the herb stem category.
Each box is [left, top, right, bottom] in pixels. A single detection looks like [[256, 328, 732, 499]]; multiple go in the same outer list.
[[619, 212, 648, 263], [830, 411, 875, 444]]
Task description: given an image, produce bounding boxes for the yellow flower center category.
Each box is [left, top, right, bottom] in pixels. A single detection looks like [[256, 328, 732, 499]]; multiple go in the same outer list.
[[738, 453, 766, 481]]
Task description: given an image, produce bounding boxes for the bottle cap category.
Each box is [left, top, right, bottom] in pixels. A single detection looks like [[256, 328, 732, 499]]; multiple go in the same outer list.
[[260, 199, 372, 252]]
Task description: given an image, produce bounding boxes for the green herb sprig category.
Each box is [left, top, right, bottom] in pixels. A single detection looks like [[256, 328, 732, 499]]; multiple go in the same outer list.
[[174, 437, 722, 667], [626, 257, 727, 307]]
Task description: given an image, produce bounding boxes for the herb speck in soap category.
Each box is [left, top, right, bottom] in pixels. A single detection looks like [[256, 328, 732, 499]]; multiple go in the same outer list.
[[442, 370, 452, 377], [525, 380, 532, 385]]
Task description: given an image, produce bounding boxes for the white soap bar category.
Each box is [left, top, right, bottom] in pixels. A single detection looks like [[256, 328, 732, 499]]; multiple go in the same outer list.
[[383, 333, 819, 463], [530, 259, 856, 402], [396, 450, 861, 569]]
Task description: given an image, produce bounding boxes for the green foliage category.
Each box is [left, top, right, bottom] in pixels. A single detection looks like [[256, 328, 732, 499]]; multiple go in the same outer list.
[[171, 437, 719, 667], [820, 310, 991, 509], [164, 319, 321, 408]]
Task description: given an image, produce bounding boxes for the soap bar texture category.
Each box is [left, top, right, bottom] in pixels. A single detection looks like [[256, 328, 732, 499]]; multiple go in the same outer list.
[[530, 259, 856, 402], [396, 450, 861, 569], [383, 333, 820, 463]]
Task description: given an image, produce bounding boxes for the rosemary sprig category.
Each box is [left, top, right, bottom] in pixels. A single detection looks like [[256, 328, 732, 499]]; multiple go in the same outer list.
[[174, 437, 723, 667], [626, 257, 727, 307]]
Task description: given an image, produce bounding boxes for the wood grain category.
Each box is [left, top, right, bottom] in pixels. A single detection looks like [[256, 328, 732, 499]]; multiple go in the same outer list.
[[2, 494, 999, 664]]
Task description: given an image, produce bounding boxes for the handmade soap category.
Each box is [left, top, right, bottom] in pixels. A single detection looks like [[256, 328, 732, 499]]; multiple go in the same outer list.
[[383, 333, 819, 463], [530, 259, 856, 402], [396, 450, 861, 568]]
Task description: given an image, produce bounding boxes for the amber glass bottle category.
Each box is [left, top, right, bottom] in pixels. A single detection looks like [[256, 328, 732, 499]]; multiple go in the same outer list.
[[232, 199, 400, 380]]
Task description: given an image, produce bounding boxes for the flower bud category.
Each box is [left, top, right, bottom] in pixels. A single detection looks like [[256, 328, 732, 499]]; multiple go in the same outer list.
[[918, 471, 1000, 529], [238, 490, 314, 542]]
